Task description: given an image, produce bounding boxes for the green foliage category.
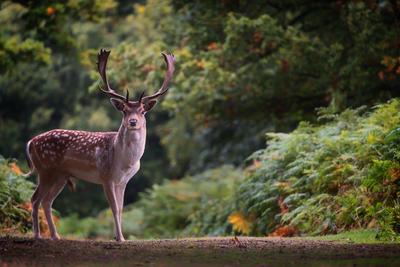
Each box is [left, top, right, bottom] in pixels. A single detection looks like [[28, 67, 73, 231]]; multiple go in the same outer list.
[[306, 229, 395, 244], [0, 156, 34, 233], [225, 99, 400, 239], [0, 37, 51, 72], [156, 0, 400, 173]]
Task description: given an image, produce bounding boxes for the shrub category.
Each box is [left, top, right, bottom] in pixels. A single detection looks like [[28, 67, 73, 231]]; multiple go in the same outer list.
[[226, 99, 400, 239], [0, 156, 34, 234]]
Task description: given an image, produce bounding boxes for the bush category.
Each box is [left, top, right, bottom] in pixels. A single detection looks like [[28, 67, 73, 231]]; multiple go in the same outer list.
[[224, 99, 400, 239], [0, 155, 34, 234]]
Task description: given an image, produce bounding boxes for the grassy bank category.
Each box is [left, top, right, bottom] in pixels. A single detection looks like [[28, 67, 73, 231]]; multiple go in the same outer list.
[[306, 229, 400, 244]]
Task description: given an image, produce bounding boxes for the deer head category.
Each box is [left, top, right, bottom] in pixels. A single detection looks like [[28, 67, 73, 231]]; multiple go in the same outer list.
[[97, 49, 175, 130]]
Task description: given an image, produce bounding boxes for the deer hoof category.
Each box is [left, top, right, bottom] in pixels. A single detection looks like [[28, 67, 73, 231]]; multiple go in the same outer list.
[[51, 234, 60, 241], [115, 236, 125, 242], [34, 234, 41, 240]]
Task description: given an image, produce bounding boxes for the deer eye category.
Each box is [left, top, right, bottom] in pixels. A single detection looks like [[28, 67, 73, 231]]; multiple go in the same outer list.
[[141, 111, 146, 115]]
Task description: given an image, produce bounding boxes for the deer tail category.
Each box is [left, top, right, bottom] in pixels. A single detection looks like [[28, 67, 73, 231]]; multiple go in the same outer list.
[[23, 139, 76, 192], [23, 140, 35, 177]]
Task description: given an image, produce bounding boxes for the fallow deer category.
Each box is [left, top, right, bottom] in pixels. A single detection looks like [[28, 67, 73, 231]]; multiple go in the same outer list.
[[24, 49, 175, 241]]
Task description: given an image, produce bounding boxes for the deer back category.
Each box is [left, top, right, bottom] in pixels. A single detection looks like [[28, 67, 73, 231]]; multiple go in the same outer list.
[[28, 129, 116, 183]]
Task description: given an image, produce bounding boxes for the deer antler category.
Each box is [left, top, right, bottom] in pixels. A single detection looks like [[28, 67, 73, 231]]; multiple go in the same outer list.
[[141, 52, 175, 102], [97, 49, 128, 102], [138, 91, 145, 103]]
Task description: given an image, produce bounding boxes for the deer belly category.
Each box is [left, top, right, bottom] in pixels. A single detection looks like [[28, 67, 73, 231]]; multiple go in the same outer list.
[[60, 158, 103, 184], [68, 168, 102, 184]]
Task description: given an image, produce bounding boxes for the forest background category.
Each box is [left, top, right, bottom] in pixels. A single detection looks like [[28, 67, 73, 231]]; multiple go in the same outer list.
[[1, 0, 400, 240]]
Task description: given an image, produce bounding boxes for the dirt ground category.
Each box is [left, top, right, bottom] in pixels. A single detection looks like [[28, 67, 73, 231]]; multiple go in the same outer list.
[[1, 235, 400, 267]]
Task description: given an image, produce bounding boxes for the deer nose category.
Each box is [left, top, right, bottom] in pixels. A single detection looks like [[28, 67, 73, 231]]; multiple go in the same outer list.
[[129, 119, 137, 127]]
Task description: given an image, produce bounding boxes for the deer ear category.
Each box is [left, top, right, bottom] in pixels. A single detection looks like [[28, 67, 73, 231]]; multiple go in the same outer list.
[[144, 100, 158, 111], [110, 98, 126, 111]]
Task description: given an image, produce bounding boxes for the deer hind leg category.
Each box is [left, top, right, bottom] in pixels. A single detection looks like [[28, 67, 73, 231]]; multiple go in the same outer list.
[[31, 173, 55, 239], [103, 182, 124, 241], [31, 185, 42, 239], [41, 177, 67, 240]]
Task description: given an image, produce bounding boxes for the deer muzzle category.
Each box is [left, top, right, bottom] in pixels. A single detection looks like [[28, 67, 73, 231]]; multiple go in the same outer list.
[[129, 119, 138, 127]]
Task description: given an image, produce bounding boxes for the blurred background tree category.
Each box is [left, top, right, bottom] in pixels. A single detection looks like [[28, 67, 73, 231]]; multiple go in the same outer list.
[[1, 0, 400, 238]]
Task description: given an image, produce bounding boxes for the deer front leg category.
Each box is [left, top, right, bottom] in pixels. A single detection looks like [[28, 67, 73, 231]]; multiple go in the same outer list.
[[103, 182, 125, 241], [116, 183, 127, 230]]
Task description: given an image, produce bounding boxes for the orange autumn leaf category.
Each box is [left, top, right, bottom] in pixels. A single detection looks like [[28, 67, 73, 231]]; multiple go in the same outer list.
[[253, 160, 261, 168], [378, 71, 385, 80], [253, 31, 263, 44], [46, 6, 56, 16], [207, 42, 218, 51], [382, 56, 395, 72], [228, 212, 252, 235], [269, 225, 297, 237], [9, 162, 23, 176], [196, 60, 205, 70], [388, 167, 400, 182]]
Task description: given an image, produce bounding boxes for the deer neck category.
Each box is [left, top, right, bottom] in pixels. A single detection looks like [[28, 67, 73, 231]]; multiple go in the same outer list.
[[113, 122, 146, 168]]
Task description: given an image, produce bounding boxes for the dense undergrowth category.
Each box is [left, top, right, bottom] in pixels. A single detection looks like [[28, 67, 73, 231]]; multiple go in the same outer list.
[[0, 156, 33, 234], [212, 99, 400, 240], [59, 99, 400, 241], [0, 156, 54, 236]]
